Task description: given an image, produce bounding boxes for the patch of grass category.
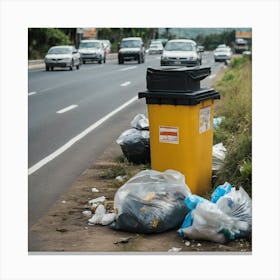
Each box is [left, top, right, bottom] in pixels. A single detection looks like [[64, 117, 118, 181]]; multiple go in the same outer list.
[[100, 154, 144, 189], [213, 55, 252, 195]]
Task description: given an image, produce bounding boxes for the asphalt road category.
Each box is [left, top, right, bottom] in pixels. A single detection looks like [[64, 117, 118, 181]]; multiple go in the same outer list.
[[28, 51, 226, 227]]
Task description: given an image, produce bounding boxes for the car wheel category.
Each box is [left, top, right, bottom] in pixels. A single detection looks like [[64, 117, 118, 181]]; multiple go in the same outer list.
[[98, 59, 102, 64], [51, 67, 54, 71], [45, 66, 49, 71], [83, 60, 86, 64], [118, 58, 123, 64], [70, 60, 74, 70]]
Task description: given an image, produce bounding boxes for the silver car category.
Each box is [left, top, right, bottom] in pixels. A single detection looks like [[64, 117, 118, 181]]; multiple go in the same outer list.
[[78, 40, 106, 64], [160, 39, 201, 66], [44, 46, 81, 71], [214, 47, 232, 62], [148, 42, 163, 54]]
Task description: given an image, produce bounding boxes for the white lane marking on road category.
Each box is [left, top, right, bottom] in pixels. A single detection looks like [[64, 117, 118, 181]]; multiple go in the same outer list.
[[28, 96, 138, 176], [56, 105, 78, 114], [208, 74, 216, 79], [120, 81, 131, 87], [119, 66, 137, 71], [28, 91, 37, 96]]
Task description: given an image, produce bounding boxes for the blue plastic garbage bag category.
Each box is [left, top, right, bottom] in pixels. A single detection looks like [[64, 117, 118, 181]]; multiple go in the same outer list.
[[178, 183, 252, 243], [211, 182, 232, 203]]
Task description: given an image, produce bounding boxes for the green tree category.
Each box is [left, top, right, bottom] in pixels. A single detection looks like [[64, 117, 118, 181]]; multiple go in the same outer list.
[[28, 28, 73, 59]]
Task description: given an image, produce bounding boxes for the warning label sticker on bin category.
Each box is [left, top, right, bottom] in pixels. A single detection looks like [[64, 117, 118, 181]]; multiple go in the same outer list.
[[159, 126, 179, 144], [199, 106, 211, 133]]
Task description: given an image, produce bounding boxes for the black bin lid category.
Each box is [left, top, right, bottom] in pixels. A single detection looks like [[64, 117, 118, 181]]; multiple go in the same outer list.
[[138, 88, 220, 106], [147, 65, 211, 81], [146, 66, 211, 92]]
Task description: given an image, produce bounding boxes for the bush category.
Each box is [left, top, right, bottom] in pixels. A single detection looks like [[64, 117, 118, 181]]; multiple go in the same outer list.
[[213, 55, 252, 195], [28, 28, 72, 59]]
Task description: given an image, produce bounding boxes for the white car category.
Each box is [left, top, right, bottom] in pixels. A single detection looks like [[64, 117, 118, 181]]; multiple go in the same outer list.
[[78, 40, 106, 64], [160, 39, 201, 66], [148, 42, 163, 54], [214, 47, 232, 62], [44, 46, 81, 71]]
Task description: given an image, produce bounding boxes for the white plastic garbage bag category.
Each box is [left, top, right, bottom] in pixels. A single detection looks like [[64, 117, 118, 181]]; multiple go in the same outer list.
[[130, 114, 149, 130], [180, 201, 245, 243], [216, 186, 252, 236], [212, 142, 227, 171], [110, 169, 191, 233]]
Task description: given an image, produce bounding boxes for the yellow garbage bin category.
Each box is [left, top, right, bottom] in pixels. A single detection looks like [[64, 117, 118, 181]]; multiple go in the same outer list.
[[139, 67, 220, 195]]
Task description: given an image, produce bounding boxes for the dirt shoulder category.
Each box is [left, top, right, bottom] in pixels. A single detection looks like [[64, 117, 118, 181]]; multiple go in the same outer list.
[[29, 140, 251, 253]]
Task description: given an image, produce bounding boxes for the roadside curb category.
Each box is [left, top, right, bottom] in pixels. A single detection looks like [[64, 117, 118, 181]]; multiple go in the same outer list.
[[28, 53, 118, 69]]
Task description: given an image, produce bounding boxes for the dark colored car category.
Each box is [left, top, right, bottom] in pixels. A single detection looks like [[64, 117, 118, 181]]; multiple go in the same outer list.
[[118, 37, 145, 64], [234, 38, 249, 54]]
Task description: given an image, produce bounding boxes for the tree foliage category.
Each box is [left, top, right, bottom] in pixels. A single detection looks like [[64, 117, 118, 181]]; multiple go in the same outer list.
[[195, 30, 235, 50], [28, 28, 236, 59], [28, 28, 73, 59]]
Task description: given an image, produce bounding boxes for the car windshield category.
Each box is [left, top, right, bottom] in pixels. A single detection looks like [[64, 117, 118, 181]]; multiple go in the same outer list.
[[165, 42, 195, 51], [48, 47, 72, 54], [101, 40, 110, 47], [121, 40, 141, 48], [79, 42, 100, 48], [216, 48, 230, 52]]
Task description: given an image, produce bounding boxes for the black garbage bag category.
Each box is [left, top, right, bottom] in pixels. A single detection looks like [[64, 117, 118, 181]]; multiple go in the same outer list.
[[116, 114, 150, 164], [117, 128, 150, 163], [110, 169, 191, 233]]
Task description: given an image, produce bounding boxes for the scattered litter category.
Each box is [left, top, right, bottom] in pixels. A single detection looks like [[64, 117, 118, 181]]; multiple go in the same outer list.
[[88, 204, 106, 224], [212, 142, 227, 171], [84, 227, 88, 230], [213, 117, 225, 129], [168, 247, 182, 252], [116, 114, 150, 164], [100, 213, 116, 226], [90, 203, 98, 209], [114, 236, 133, 244], [89, 196, 106, 205], [91, 187, 99, 193], [82, 210, 92, 217], [56, 228, 69, 233], [178, 183, 252, 243], [61, 200, 66, 204], [110, 169, 191, 233], [115, 175, 128, 182], [184, 241, 191, 247], [88, 204, 116, 226], [197, 243, 202, 247]]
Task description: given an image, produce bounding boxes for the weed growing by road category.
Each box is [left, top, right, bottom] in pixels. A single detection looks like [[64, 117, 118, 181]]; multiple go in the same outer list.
[[214, 55, 252, 195]]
